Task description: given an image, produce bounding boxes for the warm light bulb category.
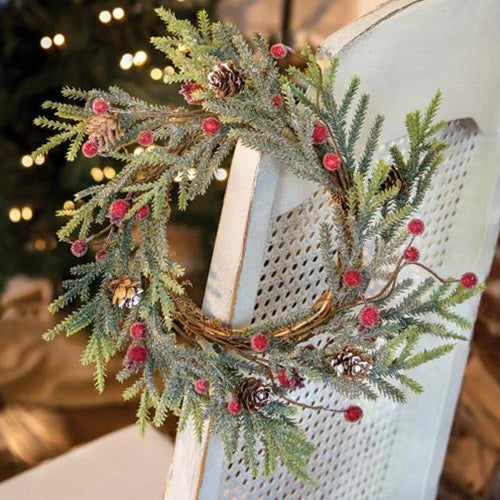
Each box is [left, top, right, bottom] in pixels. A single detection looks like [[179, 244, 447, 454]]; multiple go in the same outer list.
[[187, 168, 197, 180], [133, 147, 144, 156], [103, 166, 116, 179], [112, 7, 125, 20], [133, 50, 148, 66], [34, 239, 47, 251], [99, 10, 112, 23], [215, 168, 228, 181], [53, 34, 66, 46], [40, 36, 53, 49], [90, 167, 104, 182], [150, 68, 162, 80], [120, 53, 133, 70], [164, 66, 175, 76], [9, 208, 21, 223], [34, 155, 45, 165], [63, 200, 75, 210], [21, 155, 34, 168], [21, 206, 33, 221]]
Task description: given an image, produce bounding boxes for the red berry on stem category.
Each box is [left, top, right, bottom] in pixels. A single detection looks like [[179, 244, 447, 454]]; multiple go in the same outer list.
[[202, 117, 221, 136], [344, 405, 363, 422], [194, 379, 209, 395], [270, 43, 288, 59], [125, 344, 148, 372], [179, 82, 203, 105], [82, 141, 98, 158], [127, 344, 148, 363], [92, 98, 109, 115], [407, 218, 425, 235], [250, 333, 269, 353], [95, 248, 107, 262], [343, 268, 363, 288], [130, 322, 147, 339], [71, 239, 88, 257], [359, 305, 381, 328], [135, 204, 150, 220], [137, 130, 154, 147], [108, 199, 130, 225], [403, 246, 420, 262], [227, 400, 242, 415], [460, 272, 478, 289], [272, 94, 284, 108], [312, 122, 329, 144], [277, 368, 291, 388], [322, 153, 341, 171]]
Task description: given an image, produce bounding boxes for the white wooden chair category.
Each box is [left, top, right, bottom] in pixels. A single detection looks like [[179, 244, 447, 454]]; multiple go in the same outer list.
[[165, 0, 500, 499], [1, 1, 498, 499]]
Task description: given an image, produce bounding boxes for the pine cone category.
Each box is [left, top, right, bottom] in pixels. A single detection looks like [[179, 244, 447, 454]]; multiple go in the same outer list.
[[235, 378, 271, 412], [208, 60, 245, 98], [109, 276, 143, 308], [381, 166, 404, 193], [330, 345, 373, 380], [85, 113, 121, 151]]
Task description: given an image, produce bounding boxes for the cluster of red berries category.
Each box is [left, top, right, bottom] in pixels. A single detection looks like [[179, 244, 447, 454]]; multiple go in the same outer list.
[[124, 322, 148, 372]]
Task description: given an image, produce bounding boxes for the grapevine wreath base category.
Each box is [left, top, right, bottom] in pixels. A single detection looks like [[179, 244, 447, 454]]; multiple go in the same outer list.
[[34, 9, 483, 480]]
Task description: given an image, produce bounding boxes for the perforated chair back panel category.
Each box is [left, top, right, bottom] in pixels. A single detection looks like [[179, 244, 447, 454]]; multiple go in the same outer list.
[[164, 1, 500, 499]]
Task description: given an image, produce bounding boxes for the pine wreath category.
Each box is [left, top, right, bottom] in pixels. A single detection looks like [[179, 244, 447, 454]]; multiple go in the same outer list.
[[33, 10, 484, 481]]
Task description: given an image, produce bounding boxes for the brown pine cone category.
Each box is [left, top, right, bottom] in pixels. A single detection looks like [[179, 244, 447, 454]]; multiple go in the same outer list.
[[85, 113, 121, 151], [330, 345, 373, 380], [381, 165, 404, 193], [208, 60, 245, 98], [109, 276, 143, 308], [235, 377, 271, 412]]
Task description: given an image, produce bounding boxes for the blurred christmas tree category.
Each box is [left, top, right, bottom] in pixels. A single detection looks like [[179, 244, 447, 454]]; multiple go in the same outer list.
[[0, 0, 223, 291]]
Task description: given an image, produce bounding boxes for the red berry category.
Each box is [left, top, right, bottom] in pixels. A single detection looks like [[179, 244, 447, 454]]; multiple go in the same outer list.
[[137, 130, 154, 147], [272, 94, 284, 108], [250, 333, 269, 353], [322, 153, 341, 171], [403, 246, 420, 262], [359, 305, 381, 328], [95, 248, 107, 262], [270, 43, 287, 59], [407, 218, 425, 235], [179, 82, 204, 105], [460, 272, 478, 289], [70, 239, 88, 257], [312, 122, 329, 144], [194, 379, 209, 395], [127, 344, 148, 363], [130, 322, 147, 339], [108, 198, 130, 225], [202, 117, 221, 136], [135, 204, 150, 220], [92, 98, 109, 115], [343, 268, 363, 288], [277, 368, 291, 389], [344, 405, 363, 422], [82, 141, 98, 158], [227, 400, 242, 415]]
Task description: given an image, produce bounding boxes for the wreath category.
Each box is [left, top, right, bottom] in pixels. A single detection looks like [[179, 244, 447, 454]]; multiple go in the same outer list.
[[33, 9, 483, 481]]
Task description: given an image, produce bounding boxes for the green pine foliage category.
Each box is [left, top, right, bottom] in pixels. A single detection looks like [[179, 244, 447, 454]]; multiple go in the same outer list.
[[33, 9, 483, 481]]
